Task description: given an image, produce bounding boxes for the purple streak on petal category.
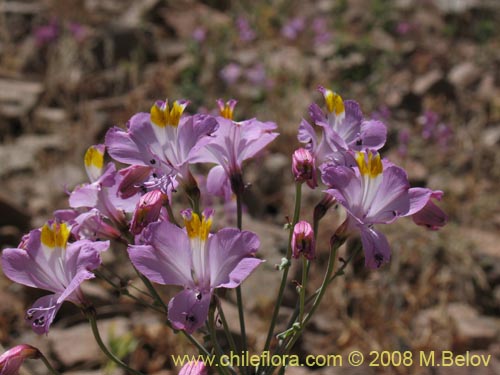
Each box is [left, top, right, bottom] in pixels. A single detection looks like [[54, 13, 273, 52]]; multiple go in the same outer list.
[[360, 227, 391, 269], [168, 289, 211, 333], [207, 228, 262, 289], [25, 294, 63, 335], [128, 222, 192, 287]]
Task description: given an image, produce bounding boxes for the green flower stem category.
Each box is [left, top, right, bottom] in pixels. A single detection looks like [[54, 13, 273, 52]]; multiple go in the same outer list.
[[234, 190, 249, 374], [285, 242, 340, 351], [96, 269, 164, 313], [208, 306, 232, 375], [39, 352, 61, 375], [282, 240, 359, 337], [216, 299, 239, 357], [165, 200, 180, 227], [84, 306, 145, 375], [298, 257, 308, 323], [100, 265, 152, 299], [263, 182, 302, 353]]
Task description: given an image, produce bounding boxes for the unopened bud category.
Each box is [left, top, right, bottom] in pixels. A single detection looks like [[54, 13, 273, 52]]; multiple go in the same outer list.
[[292, 221, 315, 260], [292, 148, 317, 188], [130, 189, 168, 234], [118, 165, 153, 198], [0, 344, 40, 374]]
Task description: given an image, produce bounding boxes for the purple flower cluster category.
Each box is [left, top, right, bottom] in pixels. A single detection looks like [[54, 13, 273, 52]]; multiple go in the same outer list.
[[0, 87, 446, 347], [1, 98, 276, 335], [295, 87, 447, 268]]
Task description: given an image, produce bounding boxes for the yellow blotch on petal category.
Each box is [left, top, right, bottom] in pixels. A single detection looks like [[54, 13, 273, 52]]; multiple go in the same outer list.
[[183, 212, 212, 241], [220, 104, 234, 120], [41, 222, 70, 249], [84, 146, 104, 169], [355, 151, 383, 178], [323, 89, 345, 116], [150, 100, 187, 128]]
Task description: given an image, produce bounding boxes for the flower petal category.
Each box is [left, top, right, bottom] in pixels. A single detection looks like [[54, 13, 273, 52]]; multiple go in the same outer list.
[[412, 198, 448, 230], [367, 166, 410, 223], [128, 222, 192, 287], [179, 114, 219, 163], [105, 113, 159, 167], [1, 231, 62, 292], [321, 165, 362, 211], [207, 228, 262, 289], [25, 294, 63, 335], [168, 289, 211, 333], [360, 227, 391, 269], [206, 165, 232, 199], [355, 120, 387, 150], [297, 119, 317, 152]]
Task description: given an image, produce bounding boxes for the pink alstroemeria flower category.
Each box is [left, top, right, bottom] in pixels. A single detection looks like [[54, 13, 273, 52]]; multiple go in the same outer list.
[[105, 99, 218, 192], [322, 151, 410, 268], [0, 344, 39, 375], [128, 209, 262, 333], [1, 222, 108, 334], [299, 87, 387, 168], [193, 99, 278, 196]]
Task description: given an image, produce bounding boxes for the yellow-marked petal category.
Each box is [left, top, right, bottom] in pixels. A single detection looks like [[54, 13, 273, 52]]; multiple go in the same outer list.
[[84, 146, 104, 169], [150, 101, 169, 128], [183, 211, 212, 241], [169, 101, 186, 127], [41, 222, 70, 249], [150, 100, 187, 127], [323, 89, 345, 116], [355, 151, 383, 178]]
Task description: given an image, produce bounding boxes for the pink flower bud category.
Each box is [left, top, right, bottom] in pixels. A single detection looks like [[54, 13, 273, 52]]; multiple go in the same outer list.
[[130, 189, 167, 235], [292, 221, 315, 260], [0, 344, 39, 375], [179, 360, 208, 375], [292, 148, 317, 188]]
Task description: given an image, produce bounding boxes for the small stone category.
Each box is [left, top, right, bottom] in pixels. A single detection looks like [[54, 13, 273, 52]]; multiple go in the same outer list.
[[50, 318, 129, 367], [412, 70, 443, 95], [448, 62, 479, 88]]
